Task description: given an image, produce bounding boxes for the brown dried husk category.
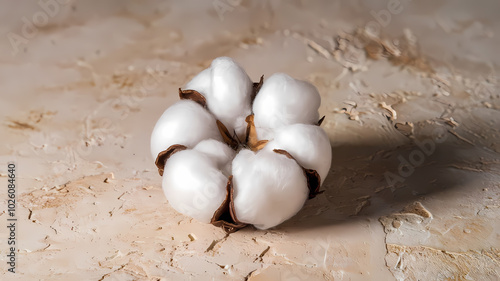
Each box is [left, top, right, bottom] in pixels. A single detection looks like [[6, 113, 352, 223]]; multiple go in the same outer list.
[[178, 88, 207, 108], [210, 176, 247, 233], [155, 144, 188, 176]]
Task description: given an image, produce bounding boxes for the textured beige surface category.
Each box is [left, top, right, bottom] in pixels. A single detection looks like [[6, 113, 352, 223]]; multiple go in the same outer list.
[[0, 1, 499, 280]]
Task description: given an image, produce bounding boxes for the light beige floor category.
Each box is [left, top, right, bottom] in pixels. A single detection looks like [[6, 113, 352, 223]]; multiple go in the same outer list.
[[0, 1, 499, 280]]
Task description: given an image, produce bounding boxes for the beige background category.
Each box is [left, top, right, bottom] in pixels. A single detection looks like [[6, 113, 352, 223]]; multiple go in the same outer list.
[[0, 1, 499, 280]]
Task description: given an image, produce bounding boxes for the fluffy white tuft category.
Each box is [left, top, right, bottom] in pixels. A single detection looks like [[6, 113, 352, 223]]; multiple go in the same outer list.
[[264, 124, 332, 184], [253, 73, 321, 139], [185, 57, 253, 140], [255, 127, 275, 141], [162, 150, 228, 223], [232, 149, 308, 229], [185, 67, 211, 97], [150, 100, 221, 159], [193, 139, 236, 176]]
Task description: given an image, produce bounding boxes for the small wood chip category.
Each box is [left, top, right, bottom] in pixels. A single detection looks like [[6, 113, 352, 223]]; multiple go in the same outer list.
[[307, 39, 332, 59], [395, 122, 414, 137], [442, 117, 459, 128], [381, 39, 401, 57], [448, 130, 474, 145], [188, 233, 197, 241], [379, 102, 397, 121], [206, 240, 218, 252], [344, 100, 357, 107], [254, 246, 270, 262], [449, 165, 483, 173]]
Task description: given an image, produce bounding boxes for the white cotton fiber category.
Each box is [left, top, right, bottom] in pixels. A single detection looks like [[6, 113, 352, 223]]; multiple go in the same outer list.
[[185, 57, 253, 140], [193, 139, 236, 176], [185, 67, 211, 98], [232, 149, 309, 229], [264, 124, 332, 184], [162, 149, 228, 223], [152, 57, 332, 230], [255, 127, 275, 141], [150, 100, 221, 159], [253, 73, 321, 138]]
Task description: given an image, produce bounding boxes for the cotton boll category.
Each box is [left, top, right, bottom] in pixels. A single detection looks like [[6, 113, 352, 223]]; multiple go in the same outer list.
[[210, 57, 253, 139], [193, 139, 236, 176], [264, 124, 332, 184], [253, 73, 321, 134], [186, 57, 253, 140], [185, 68, 211, 98], [232, 149, 308, 229], [150, 100, 221, 159], [162, 149, 228, 223]]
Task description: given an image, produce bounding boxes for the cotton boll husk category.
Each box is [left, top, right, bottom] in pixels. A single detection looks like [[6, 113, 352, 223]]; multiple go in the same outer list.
[[150, 100, 221, 159], [264, 124, 332, 184], [193, 139, 236, 176], [162, 149, 228, 223], [232, 149, 308, 229], [253, 73, 321, 134]]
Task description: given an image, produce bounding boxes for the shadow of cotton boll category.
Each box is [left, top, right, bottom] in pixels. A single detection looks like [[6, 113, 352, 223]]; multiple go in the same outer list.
[[278, 120, 492, 230]]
